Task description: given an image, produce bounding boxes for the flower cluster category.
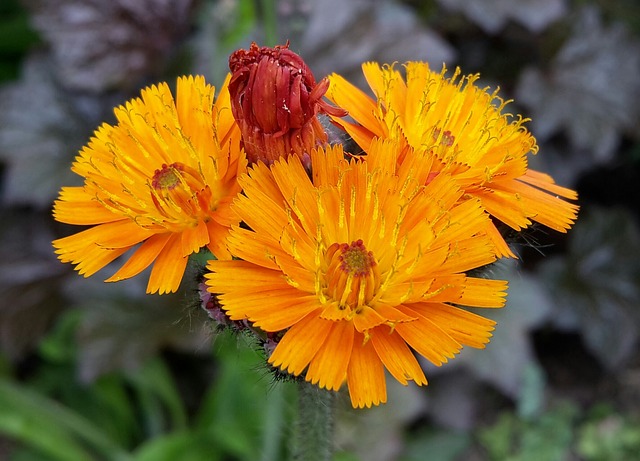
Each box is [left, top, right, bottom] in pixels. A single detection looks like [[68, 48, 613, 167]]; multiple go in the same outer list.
[[53, 43, 578, 407]]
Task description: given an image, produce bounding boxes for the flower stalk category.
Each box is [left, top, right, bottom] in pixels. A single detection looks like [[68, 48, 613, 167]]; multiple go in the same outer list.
[[292, 380, 336, 461]]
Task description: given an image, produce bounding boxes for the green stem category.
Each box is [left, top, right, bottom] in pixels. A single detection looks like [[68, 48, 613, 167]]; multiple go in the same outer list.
[[292, 381, 335, 461], [260, 0, 278, 46]]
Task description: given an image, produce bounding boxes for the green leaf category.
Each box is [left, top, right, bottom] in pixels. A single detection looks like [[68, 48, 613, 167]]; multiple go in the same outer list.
[[478, 403, 579, 461], [400, 429, 470, 461], [38, 308, 83, 363], [0, 378, 131, 461], [0, 407, 94, 461], [577, 409, 640, 461], [126, 357, 188, 435], [518, 404, 576, 461], [478, 412, 518, 461], [133, 431, 219, 461], [332, 452, 361, 461], [0, 9, 39, 55], [195, 331, 293, 460], [218, 0, 257, 47]]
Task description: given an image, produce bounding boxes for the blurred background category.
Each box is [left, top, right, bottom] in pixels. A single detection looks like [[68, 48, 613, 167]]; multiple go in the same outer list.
[[1, 0, 639, 460]]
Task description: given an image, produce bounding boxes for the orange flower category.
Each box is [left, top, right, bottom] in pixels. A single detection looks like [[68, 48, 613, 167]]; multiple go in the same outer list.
[[327, 62, 578, 257], [53, 75, 246, 294], [228, 42, 346, 167], [206, 140, 507, 408]]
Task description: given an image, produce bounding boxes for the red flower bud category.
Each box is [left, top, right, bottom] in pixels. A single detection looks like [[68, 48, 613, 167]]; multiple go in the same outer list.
[[228, 42, 346, 166]]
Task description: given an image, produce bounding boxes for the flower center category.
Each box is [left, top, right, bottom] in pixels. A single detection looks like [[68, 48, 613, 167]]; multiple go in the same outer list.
[[432, 128, 455, 146], [325, 239, 380, 310], [152, 163, 184, 190], [147, 162, 214, 231]]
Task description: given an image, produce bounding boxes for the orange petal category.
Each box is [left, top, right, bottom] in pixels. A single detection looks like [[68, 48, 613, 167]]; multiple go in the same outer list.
[[519, 169, 578, 200], [373, 303, 418, 323], [311, 144, 345, 187], [432, 198, 489, 245], [53, 220, 142, 254], [222, 291, 321, 332], [394, 306, 461, 366], [212, 73, 238, 148], [52, 221, 142, 276], [53, 187, 122, 225], [225, 226, 280, 270], [106, 233, 172, 283], [319, 302, 350, 322], [352, 305, 387, 332], [459, 277, 508, 308], [420, 274, 465, 303], [477, 186, 532, 231], [408, 302, 496, 349], [205, 219, 232, 260], [362, 62, 406, 120], [233, 187, 290, 242], [496, 180, 579, 232], [269, 313, 329, 376], [270, 154, 319, 233], [57, 243, 129, 278], [273, 252, 316, 292], [370, 325, 427, 386], [485, 222, 517, 259], [176, 76, 215, 159], [147, 233, 188, 294], [97, 223, 157, 249], [206, 260, 290, 291], [181, 220, 210, 257], [347, 332, 387, 408], [333, 120, 378, 155], [437, 236, 497, 275], [306, 321, 354, 391], [327, 72, 381, 144]]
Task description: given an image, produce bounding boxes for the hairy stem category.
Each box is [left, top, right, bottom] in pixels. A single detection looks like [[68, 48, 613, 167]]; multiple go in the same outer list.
[[292, 381, 335, 461]]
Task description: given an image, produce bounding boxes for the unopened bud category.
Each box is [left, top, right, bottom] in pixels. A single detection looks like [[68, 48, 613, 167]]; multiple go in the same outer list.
[[228, 42, 346, 167]]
